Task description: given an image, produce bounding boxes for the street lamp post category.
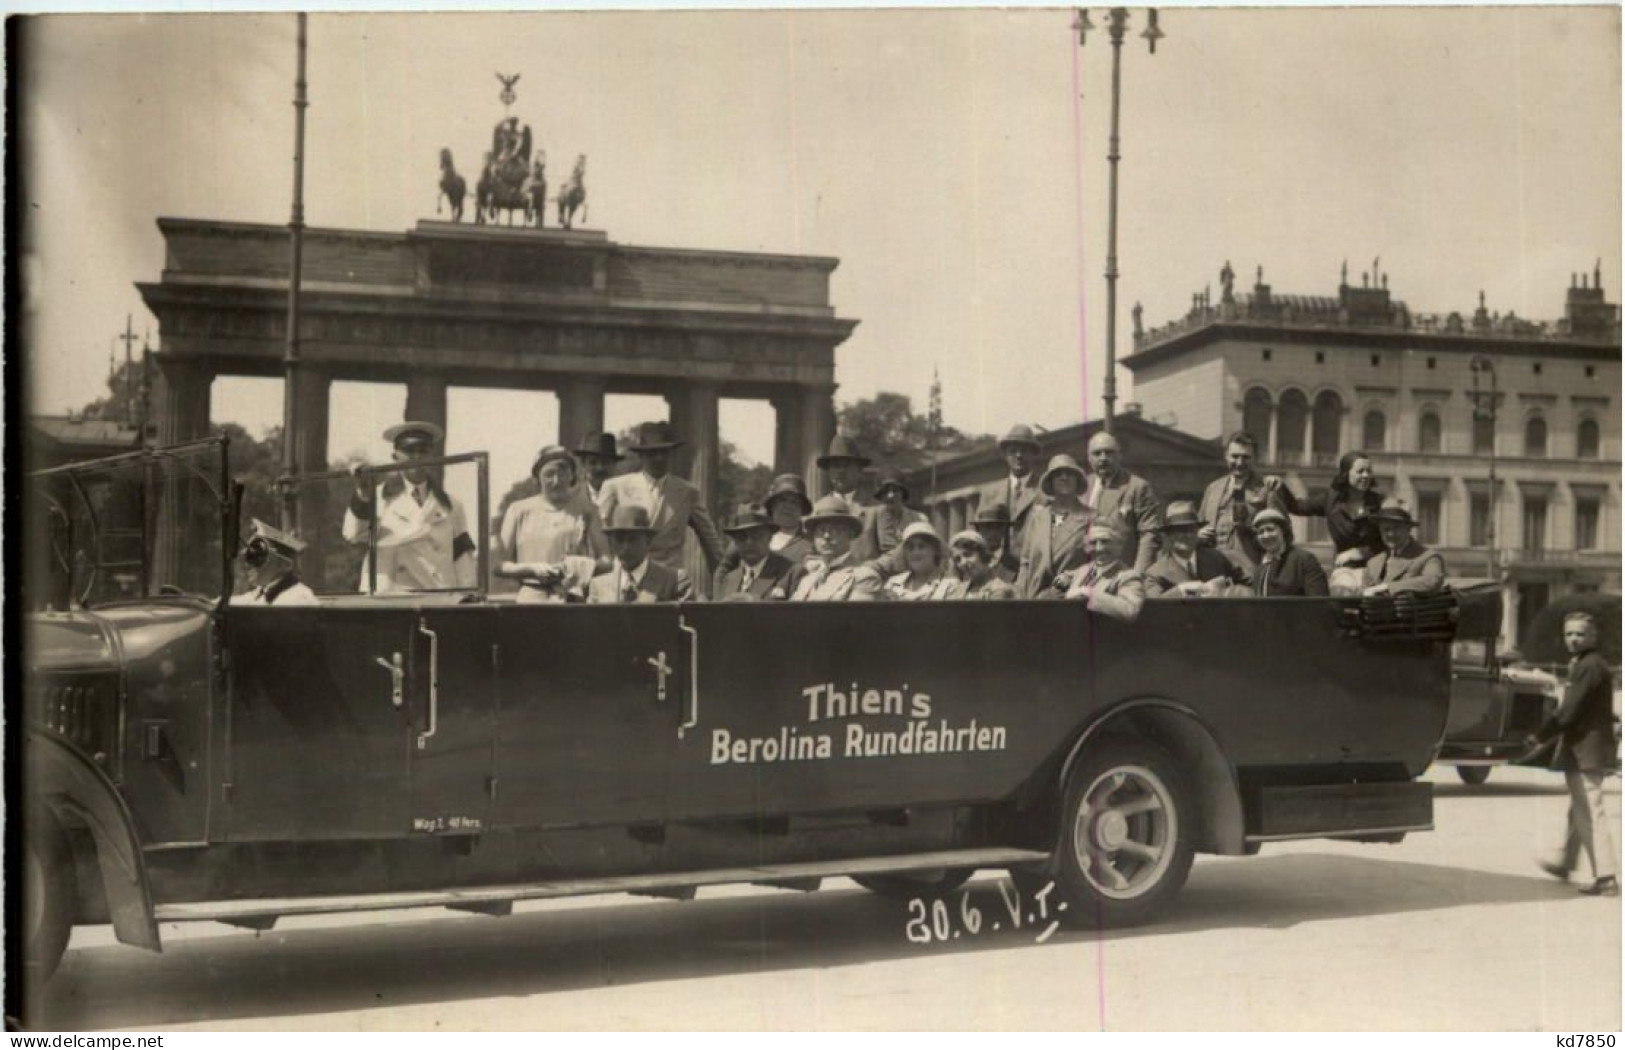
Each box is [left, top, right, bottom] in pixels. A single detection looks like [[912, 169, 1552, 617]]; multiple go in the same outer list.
[[280, 12, 310, 532], [1076, 7, 1162, 434], [1470, 355, 1498, 579]]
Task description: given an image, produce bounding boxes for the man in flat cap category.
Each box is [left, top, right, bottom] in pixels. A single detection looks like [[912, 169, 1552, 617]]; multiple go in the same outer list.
[[596, 420, 726, 578], [1084, 431, 1164, 572], [789, 494, 883, 601], [980, 424, 1045, 554], [574, 431, 622, 505], [232, 519, 318, 606], [587, 505, 693, 603], [343, 421, 477, 593], [714, 504, 797, 601]]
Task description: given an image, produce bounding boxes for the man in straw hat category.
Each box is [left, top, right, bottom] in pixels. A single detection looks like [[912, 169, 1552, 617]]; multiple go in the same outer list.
[[1361, 497, 1446, 596], [981, 424, 1045, 553], [587, 505, 693, 603], [232, 519, 317, 606], [789, 494, 884, 601], [714, 504, 797, 601], [596, 420, 726, 577], [947, 529, 1016, 601], [1084, 430, 1164, 573], [573, 431, 623, 505], [343, 421, 477, 593], [1144, 500, 1249, 598]]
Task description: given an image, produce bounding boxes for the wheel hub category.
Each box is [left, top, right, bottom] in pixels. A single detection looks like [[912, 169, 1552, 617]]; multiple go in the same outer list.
[[1095, 810, 1130, 851]]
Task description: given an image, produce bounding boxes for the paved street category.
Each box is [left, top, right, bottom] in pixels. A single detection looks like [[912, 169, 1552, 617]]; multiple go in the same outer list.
[[30, 765, 1621, 1032]]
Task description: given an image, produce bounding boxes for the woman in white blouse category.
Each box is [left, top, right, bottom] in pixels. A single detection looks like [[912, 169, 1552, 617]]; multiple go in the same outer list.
[[495, 445, 610, 602]]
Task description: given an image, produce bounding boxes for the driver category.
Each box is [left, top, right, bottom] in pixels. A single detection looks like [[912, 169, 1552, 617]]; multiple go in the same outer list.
[[232, 519, 317, 606], [342, 421, 477, 594]]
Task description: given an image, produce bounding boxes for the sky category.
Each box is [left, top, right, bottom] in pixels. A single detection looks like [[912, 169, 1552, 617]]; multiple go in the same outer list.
[[19, 7, 1622, 497]]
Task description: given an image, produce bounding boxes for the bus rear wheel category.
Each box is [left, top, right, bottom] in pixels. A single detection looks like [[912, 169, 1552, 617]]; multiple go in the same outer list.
[[1048, 736, 1195, 929], [25, 808, 74, 983]]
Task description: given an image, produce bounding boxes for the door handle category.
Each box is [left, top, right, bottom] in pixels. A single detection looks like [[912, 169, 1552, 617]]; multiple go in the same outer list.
[[647, 651, 672, 702], [678, 615, 699, 739], [375, 652, 405, 707], [417, 619, 439, 750]]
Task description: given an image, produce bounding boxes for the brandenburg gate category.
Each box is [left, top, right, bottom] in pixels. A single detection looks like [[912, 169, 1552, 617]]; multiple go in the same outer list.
[[138, 218, 856, 507]]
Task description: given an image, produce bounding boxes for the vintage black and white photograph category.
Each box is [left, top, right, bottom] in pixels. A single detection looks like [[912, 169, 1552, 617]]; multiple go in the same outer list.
[[10, 4, 1622, 1032]]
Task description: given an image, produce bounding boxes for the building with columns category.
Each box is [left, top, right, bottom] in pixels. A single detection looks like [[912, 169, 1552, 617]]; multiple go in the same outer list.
[[1125, 262, 1621, 646], [137, 218, 856, 530]]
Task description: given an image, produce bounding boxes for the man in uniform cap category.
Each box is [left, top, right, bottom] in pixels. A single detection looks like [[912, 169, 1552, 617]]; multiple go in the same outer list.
[[232, 519, 318, 606], [342, 421, 477, 593], [714, 504, 797, 601], [1361, 498, 1446, 596], [596, 420, 726, 577], [789, 494, 883, 601], [947, 530, 1016, 600], [981, 424, 1046, 554], [817, 435, 872, 505], [587, 505, 693, 603], [1083, 431, 1164, 572], [1144, 500, 1248, 598], [574, 431, 623, 504]]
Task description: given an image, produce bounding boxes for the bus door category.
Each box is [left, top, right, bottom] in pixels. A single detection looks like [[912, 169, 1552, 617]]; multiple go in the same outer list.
[[406, 606, 497, 836]]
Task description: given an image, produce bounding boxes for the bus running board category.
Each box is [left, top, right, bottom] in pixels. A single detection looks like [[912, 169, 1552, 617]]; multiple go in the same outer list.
[[155, 847, 1051, 924]]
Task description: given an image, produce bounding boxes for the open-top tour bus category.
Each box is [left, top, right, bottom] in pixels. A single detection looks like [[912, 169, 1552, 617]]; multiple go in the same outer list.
[[22, 437, 1465, 982]]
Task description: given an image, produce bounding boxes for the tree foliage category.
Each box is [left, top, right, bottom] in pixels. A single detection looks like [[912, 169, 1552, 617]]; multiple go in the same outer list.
[[836, 391, 995, 475]]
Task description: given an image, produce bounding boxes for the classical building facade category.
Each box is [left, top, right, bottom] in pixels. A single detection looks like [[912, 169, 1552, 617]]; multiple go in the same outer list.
[[1125, 263, 1621, 645]]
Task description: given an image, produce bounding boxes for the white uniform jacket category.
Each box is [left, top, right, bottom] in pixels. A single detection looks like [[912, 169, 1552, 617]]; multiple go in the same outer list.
[[343, 482, 477, 593]]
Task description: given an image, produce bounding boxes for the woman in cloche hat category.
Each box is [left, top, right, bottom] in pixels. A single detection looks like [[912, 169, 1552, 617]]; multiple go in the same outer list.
[[1250, 507, 1329, 597], [881, 521, 956, 601], [1013, 454, 1093, 599]]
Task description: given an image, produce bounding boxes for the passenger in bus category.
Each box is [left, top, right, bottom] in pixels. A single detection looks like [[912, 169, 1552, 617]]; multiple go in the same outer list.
[[818, 434, 872, 507], [573, 431, 623, 505], [981, 424, 1045, 552], [1266, 450, 1385, 593], [855, 469, 928, 567], [1533, 611, 1619, 897], [1361, 499, 1447, 596], [789, 494, 883, 601], [1144, 500, 1249, 598], [1197, 430, 1288, 580], [343, 421, 477, 593], [946, 530, 1017, 600], [881, 521, 956, 600], [596, 421, 726, 578], [714, 504, 797, 601], [763, 473, 815, 566], [587, 505, 693, 603], [1062, 523, 1145, 622], [494, 445, 609, 603], [972, 502, 1020, 584], [1014, 454, 1093, 598], [231, 519, 318, 606], [1250, 508, 1329, 597], [1084, 431, 1164, 572]]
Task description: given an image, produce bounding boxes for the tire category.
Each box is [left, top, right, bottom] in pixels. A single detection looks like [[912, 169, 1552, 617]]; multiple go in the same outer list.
[[853, 868, 974, 899], [25, 808, 75, 983], [1456, 765, 1492, 786], [1048, 735, 1196, 929]]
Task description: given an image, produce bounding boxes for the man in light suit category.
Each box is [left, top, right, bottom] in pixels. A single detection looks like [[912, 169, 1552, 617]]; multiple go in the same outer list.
[[1362, 499, 1447, 596], [1084, 431, 1163, 572], [596, 420, 726, 577], [1144, 501, 1249, 598], [714, 504, 797, 601], [980, 424, 1045, 554], [1197, 430, 1287, 580], [790, 495, 883, 601], [587, 505, 693, 603], [1063, 523, 1146, 623], [343, 421, 477, 593]]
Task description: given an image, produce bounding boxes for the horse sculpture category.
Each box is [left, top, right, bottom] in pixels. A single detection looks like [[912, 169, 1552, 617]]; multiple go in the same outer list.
[[524, 154, 548, 229], [437, 149, 466, 223], [557, 155, 587, 231], [475, 119, 537, 226]]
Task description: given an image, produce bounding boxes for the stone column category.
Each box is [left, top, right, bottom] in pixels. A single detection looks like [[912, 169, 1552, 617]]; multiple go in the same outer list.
[[404, 373, 449, 437], [155, 356, 213, 446], [667, 381, 721, 514], [798, 385, 836, 497], [772, 392, 802, 476], [153, 356, 213, 591], [558, 376, 606, 449]]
